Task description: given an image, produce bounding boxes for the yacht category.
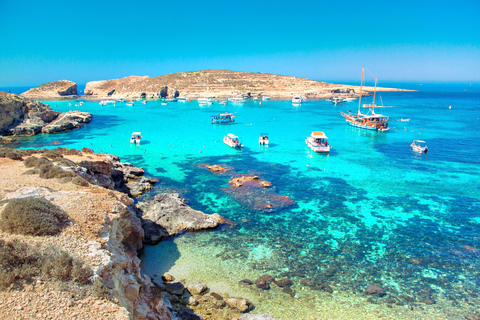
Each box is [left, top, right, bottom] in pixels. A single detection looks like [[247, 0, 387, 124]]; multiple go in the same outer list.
[[223, 133, 243, 148], [305, 131, 330, 153]]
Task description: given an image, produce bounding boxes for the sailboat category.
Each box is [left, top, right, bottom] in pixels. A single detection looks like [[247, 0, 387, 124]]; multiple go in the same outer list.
[[340, 67, 389, 131]]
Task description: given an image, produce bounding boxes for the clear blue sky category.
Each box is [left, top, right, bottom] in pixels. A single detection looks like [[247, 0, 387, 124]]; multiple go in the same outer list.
[[1, 0, 479, 86]]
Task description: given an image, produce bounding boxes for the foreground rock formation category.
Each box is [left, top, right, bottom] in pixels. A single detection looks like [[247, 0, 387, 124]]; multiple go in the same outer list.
[[137, 193, 225, 244], [0, 151, 172, 319], [80, 69, 411, 100], [21, 80, 78, 99], [0, 91, 91, 136]]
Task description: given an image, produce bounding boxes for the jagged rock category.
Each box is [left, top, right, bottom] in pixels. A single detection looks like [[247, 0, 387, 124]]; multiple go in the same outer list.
[[21, 80, 78, 98], [152, 278, 166, 291], [165, 282, 185, 296], [228, 175, 271, 188], [206, 164, 229, 172], [239, 279, 253, 285], [136, 193, 224, 244], [187, 282, 208, 295], [41, 110, 92, 133], [79, 159, 113, 176], [239, 314, 276, 320], [160, 86, 168, 98], [225, 297, 253, 313], [274, 278, 293, 287]]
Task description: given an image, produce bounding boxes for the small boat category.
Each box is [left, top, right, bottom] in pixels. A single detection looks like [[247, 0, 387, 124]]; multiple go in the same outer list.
[[198, 98, 213, 105], [161, 102, 168, 106], [126, 102, 134, 106], [332, 97, 347, 105], [399, 118, 411, 122], [340, 67, 389, 132], [259, 133, 269, 145], [211, 112, 235, 124], [305, 131, 331, 153], [220, 100, 228, 105], [411, 140, 428, 153], [130, 132, 142, 144], [67, 103, 72, 107], [292, 94, 303, 104], [178, 96, 188, 102], [165, 98, 178, 102], [99, 100, 107, 106], [228, 97, 245, 104], [223, 133, 243, 148], [262, 96, 271, 101]]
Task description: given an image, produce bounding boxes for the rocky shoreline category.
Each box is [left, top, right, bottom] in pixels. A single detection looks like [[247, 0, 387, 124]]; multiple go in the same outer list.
[[19, 69, 414, 101], [0, 91, 91, 138], [0, 147, 274, 319]]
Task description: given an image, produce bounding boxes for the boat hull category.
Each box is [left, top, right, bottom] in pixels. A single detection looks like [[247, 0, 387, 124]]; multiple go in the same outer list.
[[223, 137, 243, 148], [305, 138, 330, 153]]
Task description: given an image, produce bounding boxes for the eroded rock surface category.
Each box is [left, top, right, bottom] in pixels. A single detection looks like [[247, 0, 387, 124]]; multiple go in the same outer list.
[[136, 193, 224, 244], [21, 80, 78, 98]]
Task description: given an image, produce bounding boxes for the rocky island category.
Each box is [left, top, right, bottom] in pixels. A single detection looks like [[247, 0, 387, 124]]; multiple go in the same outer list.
[[22, 70, 412, 100], [21, 80, 78, 99]]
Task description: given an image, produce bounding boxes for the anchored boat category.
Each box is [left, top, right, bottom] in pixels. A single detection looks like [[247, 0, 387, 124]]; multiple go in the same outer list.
[[305, 131, 330, 153], [211, 112, 235, 124], [223, 133, 243, 148], [292, 94, 303, 105], [411, 140, 428, 153], [130, 132, 142, 144], [340, 67, 389, 131], [259, 133, 269, 145]]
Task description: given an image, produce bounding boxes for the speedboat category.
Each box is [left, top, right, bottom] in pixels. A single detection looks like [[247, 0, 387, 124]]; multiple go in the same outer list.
[[305, 131, 330, 153], [223, 133, 243, 148], [292, 94, 302, 105], [130, 132, 142, 144], [228, 97, 245, 104], [262, 96, 271, 101], [211, 112, 235, 124], [411, 140, 428, 153], [198, 97, 213, 105], [259, 133, 269, 145], [126, 102, 134, 106]]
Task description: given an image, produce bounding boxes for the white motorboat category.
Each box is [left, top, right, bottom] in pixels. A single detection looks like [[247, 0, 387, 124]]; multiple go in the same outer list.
[[411, 140, 428, 153], [305, 131, 331, 153], [223, 133, 243, 148], [130, 132, 142, 144], [292, 94, 303, 105], [178, 96, 188, 102], [259, 133, 269, 146]]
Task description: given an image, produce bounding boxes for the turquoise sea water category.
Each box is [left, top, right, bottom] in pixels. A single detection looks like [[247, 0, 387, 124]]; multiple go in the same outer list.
[[11, 84, 480, 319]]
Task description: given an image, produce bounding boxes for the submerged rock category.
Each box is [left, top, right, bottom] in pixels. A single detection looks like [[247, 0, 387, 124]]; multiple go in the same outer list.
[[136, 193, 224, 244], [187, 282, 208, 295], [365, 285, 386, 297], [165, 282, 185, 296]]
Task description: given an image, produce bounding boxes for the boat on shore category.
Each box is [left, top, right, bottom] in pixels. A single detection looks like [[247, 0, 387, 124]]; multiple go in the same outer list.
[[305, 131, 330, 153], [211, 112, 235, 124], [259, 133, 269, 145], [411, 140, 428, 153], [130, 132, 142, 144], [223, 133, 243, 148], [340, 67, 389, 131]]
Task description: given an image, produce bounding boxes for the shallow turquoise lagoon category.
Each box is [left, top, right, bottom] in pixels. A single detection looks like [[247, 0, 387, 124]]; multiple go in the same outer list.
[[16, 85, 480, 319]]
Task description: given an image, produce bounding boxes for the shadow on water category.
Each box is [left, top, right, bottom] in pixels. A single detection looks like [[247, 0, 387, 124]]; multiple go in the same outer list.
[[138, 237, 181, 278]]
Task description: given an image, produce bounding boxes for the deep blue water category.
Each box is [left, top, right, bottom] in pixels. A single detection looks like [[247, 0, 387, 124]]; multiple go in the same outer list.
[[9, 85, 480, 318]]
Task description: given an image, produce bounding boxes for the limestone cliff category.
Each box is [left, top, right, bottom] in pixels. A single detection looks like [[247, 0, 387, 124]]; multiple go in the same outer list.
[[83, 69, 411, 100], [21, 80, 78, 99], [0, 91, 91, 136]]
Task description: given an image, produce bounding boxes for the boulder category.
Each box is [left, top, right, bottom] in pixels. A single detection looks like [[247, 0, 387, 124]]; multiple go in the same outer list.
[[187, 281, 208, 295], [206, 164, 229, 172], [225, 297, 253, 313], [136, 193, 224, 244], [274, 278, 293, 287], [165, 282, 185, 296], [176, 308, 203, 320], [162, 273, 175, 282]]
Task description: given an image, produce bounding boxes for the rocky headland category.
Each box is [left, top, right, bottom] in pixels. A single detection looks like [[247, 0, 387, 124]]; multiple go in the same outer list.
[[0, 147, 270, 319], [0, 91, 91, 137], [21, 80, 78, 99], [22, 70, 413, 101]]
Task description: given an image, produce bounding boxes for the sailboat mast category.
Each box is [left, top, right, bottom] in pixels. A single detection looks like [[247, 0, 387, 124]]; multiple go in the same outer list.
[[358, 66, 364, 115], [372, 77, 377, 114]]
